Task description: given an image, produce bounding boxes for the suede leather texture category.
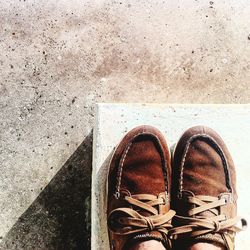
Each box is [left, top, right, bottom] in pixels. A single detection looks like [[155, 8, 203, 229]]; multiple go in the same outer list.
[[172, 126, 237, 248], [107, 125, 171, 250]]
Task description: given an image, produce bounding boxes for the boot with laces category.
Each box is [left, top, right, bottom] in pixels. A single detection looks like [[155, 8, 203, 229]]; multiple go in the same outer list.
[[171, 126, 247, 249], [107, 125, 175, 250]]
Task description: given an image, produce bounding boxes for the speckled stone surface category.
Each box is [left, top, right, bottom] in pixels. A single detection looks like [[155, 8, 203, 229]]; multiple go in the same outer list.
[[1, 0, 250, 249], [93, 103, 250, 250]]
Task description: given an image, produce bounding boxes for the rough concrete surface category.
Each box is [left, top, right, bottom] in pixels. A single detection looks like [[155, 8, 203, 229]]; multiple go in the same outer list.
[[0, 0, 250, 249]]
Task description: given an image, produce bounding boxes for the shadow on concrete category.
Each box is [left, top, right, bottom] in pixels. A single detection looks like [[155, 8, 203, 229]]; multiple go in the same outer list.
[[0, 132, 93, 250]]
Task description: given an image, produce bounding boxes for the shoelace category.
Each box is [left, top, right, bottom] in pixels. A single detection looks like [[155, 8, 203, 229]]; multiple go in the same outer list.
[[108, 193, 176, 235], [169, 195, 247, 240]]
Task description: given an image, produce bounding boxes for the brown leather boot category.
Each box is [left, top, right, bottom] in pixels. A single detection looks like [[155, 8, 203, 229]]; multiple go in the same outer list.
[[171, 126, 247, 249], [107, 125, 175, 250]]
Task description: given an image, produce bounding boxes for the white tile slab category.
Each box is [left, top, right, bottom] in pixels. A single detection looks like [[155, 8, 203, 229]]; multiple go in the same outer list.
[[92, 104, 250, 250]]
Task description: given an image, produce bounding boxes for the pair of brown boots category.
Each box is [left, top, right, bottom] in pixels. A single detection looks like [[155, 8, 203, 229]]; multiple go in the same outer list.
[[106, 125, 246, 250]]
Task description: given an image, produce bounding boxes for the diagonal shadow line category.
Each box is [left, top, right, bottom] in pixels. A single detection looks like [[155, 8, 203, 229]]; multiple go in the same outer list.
[[0, 131, 93, 250]]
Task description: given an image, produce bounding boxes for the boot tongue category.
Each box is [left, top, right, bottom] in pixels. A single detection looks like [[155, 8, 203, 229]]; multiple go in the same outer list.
[[122, 193, 171, 249], [182, 192, 229, 249], [183, 190, 220, 218], [194, 201, 218, 218]]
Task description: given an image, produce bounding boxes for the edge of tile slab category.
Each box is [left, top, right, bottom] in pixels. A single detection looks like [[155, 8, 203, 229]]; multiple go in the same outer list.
[[91, 104, 99, 250], [91, 103, 250, 250], [95, 103, 250, 107]]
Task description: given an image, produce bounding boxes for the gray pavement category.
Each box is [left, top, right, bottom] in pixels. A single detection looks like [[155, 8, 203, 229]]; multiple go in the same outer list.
[[0, 0, 250, 249]]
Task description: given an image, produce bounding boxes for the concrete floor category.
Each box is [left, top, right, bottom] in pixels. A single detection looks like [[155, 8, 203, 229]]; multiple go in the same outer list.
[[0, 0, 250, 249]]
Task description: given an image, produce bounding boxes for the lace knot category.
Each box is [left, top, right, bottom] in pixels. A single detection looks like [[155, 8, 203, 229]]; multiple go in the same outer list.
[[213, 221, 221, 232], [144, 217, 155, 231], [108, 193, 175, 235]]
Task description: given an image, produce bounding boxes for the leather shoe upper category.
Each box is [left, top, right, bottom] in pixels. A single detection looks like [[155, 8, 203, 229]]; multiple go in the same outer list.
[[171, 126, 246, 249], [107, 125, 174, 250]]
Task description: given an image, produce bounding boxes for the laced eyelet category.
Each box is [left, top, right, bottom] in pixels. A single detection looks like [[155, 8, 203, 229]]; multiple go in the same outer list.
[[114, 191, 120, 199]]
